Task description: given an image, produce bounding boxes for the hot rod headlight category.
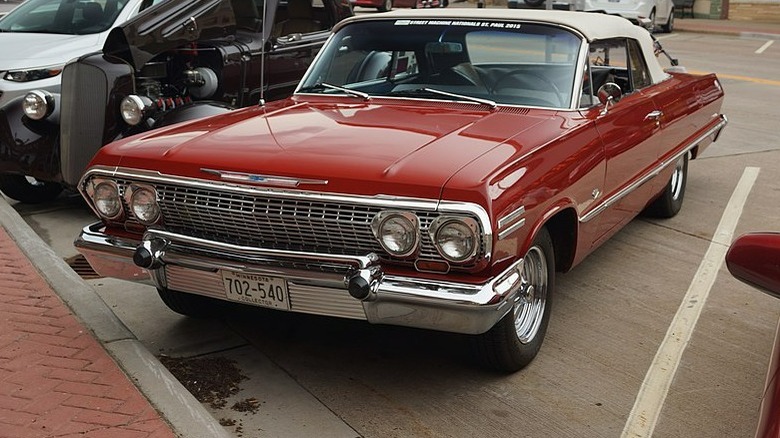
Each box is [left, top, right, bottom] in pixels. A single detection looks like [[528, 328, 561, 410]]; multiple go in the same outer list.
[[371, 211, 420, 257], [120, 95, 153, 126], [429, 216, 479, 263], [92, 181, 123, 219], [126, 185, 160, 224], [22, 90, 55, 120]]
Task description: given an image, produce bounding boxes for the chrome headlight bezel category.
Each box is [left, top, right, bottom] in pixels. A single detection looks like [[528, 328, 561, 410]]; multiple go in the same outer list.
[[87, 179, 124, 220], [120, 95, 153, 126], [22, 90, 55, 121], [428, 216, 480, 264], [4, 65, 64, 83], [125, 184, 161, 225], [371, 211, 420, 258]]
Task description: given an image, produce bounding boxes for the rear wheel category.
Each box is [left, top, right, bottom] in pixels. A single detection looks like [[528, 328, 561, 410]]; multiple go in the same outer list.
[[524, 0, 545, 6], [0, 174, 63, 204], [157, 287, 221, 318], [644, 153, 688, 218], [474, 227, 555, 372], [378, 0, 392, 11]]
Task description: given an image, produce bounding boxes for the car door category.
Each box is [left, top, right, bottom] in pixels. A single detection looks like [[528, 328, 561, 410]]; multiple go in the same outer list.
[[586, 38, 667, 244]]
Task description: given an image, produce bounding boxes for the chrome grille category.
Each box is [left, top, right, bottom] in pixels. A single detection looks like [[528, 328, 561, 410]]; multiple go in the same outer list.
[[60, 62, 108, 186], [107, 178, 477, 263], [153, 183, 444, 260]]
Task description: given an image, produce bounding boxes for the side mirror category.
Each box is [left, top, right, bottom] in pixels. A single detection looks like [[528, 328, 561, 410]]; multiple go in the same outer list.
[[597, 82, 622, 113], [726, 232, 780, 299]]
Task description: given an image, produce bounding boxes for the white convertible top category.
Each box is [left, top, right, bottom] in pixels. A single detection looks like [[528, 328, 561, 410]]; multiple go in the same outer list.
[[337, 9, 669, 84]]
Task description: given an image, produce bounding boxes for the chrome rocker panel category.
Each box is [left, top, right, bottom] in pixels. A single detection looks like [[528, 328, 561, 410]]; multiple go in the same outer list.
[[76, 222, 525, 335]]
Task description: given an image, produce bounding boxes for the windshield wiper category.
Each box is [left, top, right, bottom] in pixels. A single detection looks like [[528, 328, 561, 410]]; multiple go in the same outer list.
[[388, 87, 496, 109], [298, 82, 370, 100]]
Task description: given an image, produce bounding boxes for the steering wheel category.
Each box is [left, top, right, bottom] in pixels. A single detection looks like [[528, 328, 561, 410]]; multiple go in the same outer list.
[[490, 70, 564, 107]]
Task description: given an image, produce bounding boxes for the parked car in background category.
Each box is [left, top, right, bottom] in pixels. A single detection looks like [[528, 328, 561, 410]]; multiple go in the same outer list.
[[0, 0, 352, 203], [726, 233, 780, 438], [583, 0, 674, 32], [351, 0, 446, 12], [74, 9, 725, 372], [0, 0, 151, 109], [0, 0, 167, 202], [508, 0, 674, 33]]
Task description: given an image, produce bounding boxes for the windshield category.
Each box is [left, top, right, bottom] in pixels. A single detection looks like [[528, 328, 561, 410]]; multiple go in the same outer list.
[[299, 19, 583, 109], [0, 0, 131, 35]]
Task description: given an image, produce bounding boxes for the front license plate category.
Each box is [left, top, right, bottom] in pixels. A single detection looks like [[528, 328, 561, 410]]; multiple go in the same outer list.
[[221, 271, 290, 310]]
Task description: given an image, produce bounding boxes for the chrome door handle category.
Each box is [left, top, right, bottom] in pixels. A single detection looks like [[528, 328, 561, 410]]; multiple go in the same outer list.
[[645, 110, 663, 120]]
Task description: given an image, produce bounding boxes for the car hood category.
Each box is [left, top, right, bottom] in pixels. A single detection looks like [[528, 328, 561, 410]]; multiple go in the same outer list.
[[103, 0, 237, 70], [106, 100, 562, 200], [0, 33, 102, 70]]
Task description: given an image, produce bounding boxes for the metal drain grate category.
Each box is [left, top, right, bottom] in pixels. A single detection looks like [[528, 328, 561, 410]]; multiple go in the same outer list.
[[64, 254, 102, 279]]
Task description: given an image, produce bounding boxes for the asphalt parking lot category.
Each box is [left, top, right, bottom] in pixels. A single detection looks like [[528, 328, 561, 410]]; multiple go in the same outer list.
[[3, 3, 780, 437]]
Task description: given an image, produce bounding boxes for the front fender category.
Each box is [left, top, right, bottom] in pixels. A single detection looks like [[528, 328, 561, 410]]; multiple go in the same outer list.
[[0, 96, 62, 182]]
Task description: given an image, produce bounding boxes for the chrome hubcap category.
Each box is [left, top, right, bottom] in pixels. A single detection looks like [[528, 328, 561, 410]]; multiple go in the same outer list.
[[513, 246, 547, 344], [670, 156, 685, 201]]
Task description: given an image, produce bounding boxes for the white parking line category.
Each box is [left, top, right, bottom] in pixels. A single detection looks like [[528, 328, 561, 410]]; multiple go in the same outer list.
[[621, 167, 761, 438], [756, 40, 774, 54]]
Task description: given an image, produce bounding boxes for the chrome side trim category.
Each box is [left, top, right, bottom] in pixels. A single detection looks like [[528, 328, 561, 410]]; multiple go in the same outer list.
[[497, 206, 526, 240], [579, 114, 727, 223]]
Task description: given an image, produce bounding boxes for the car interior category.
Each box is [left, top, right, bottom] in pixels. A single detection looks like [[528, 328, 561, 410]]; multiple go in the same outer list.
[[303, 22, 581, 109]]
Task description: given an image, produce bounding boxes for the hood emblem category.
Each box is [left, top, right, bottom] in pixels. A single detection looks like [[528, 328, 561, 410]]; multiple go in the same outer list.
[[202, 169, 328, 187]]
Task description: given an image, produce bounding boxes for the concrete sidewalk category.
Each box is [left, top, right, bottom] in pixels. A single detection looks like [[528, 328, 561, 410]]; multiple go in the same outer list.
[[0, 196, 230, 438]]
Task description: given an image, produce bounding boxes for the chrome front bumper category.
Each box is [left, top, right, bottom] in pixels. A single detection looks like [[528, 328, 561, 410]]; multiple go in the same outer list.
[[75, 222, 524, 335]]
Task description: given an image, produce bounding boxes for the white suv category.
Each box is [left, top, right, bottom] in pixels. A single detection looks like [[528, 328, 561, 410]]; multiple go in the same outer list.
[[0, 0, 160, 109]]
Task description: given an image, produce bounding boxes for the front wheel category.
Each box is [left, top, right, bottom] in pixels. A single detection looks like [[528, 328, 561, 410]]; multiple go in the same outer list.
[[644, 152, 688, 218], [524, 0, 545, 6], [473, 227, 555, 372], [378, 0, 392, 11], [0, 174, 63, 204]]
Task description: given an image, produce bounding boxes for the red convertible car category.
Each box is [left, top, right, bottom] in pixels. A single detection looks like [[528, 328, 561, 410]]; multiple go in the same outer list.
[[727, 233, 780, 438], [75, 9, 727, 371]]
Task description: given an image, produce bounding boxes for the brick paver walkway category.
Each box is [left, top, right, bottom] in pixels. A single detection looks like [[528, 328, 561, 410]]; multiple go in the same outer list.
[[0, 226, 176, 438]]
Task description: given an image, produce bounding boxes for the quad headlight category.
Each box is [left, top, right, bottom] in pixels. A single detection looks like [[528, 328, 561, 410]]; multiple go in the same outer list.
[[22, 90, 55, 120], [120, 95, 153, 126], [371, 211, 420, 257], [126, 184, 160, 224], [91, 180, 123, 220], [429, 216, 479, 263]]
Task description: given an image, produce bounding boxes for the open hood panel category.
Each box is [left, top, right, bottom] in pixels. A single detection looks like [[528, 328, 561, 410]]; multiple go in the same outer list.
[[103, 0, 237, 70]]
